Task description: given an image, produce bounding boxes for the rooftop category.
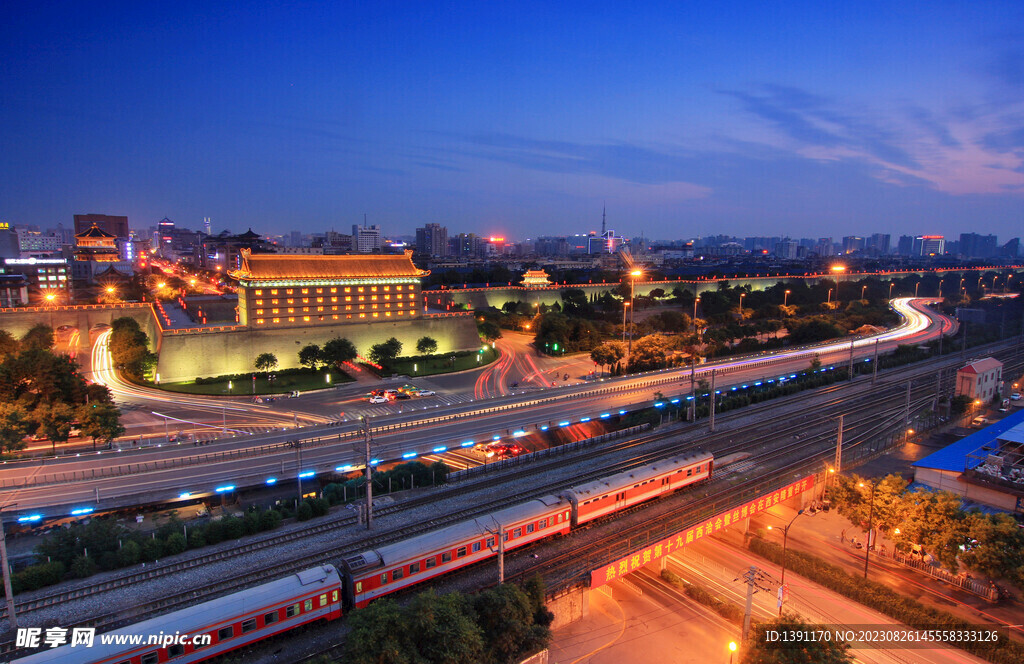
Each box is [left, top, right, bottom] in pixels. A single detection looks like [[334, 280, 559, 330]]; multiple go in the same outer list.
[[959, 357, 1003, 374], [234, 249, 428, 282], [913, 408, 1024, 472]]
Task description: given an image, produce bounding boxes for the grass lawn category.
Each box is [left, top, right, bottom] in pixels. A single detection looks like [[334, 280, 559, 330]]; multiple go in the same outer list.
[[389, 347, 499, 377], [147, 369, 353, 395]]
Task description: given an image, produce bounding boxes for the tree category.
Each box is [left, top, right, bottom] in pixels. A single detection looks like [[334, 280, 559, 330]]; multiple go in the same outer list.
[[77, 402, 125, 451], [416, 336, 438, 355], [369, 337, 403, 367], [345, 593, 484, 664], [108, 317, 156, 378], [590, 342, 625, 376], [472, 583, 551, 664], [743, 615, 854, 663], [478, 319, 502, 342], [34, 402, 76, 454], [254, 352, 278, 372], [0, 330, 19, 358], [322, 337, 358, 367], [629, 334, 671, 371], [21, 324, 55, 351], [0, 403, 31, 453], [298, 344, 324, 370]]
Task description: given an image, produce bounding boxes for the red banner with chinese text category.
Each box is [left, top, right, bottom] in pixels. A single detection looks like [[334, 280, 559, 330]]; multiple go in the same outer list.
[[590, 475, 815, 588]]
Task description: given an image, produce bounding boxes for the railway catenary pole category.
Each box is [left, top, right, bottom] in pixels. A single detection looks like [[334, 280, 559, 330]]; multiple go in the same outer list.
[[904, 382, 912, 430], [481, 520, 504, 584], [834, 415, 843, 479], [709, 369, 717, 432], [689, 358, 696, 422], [363, 417, 373, 530], [871, 339, 879, 385], [848, 340, 855, 381], [0, 509, 17, 630]]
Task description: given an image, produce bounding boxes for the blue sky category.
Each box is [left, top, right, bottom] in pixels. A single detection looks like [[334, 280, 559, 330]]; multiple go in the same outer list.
[[2, 1, 1022, 242]]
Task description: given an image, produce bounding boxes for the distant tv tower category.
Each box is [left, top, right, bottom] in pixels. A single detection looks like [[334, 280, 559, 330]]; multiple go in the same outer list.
[[601, 203, 606, 236], [203, 216, 212, 235]]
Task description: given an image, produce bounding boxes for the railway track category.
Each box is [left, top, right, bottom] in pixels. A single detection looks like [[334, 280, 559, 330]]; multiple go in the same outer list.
[[4, 337, 1021, 658]]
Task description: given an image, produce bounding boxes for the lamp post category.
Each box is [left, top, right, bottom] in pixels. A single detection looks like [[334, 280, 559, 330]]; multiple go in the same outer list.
[[693, 296, 700, 321], [768, 508, 806, 615], [889, 282, 895, 299], [827, 288, 833, 305], [783, 289, 790, 307], [728, 641, 737, 663], [738, 292, 746, 317], [861, 285, 867, 300], [859, 481, 877, 578], [621, 302, 630, 344], [628, 269, 642, 359], [914, 282, 920, 297]]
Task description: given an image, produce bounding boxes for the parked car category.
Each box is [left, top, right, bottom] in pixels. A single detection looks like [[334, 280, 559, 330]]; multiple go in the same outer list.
[[971, 416, 987, 427], [395, 393, 411, 400], [1012, 393, 1021, 401], [368, 395, 389, 404], [415, 389, 436, 397]]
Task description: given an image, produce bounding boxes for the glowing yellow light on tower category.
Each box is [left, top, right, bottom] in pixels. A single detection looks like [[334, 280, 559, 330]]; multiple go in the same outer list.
[[830, 265, 846, 273], [105, 286, 115, 294], [630, 269, 643, 277]]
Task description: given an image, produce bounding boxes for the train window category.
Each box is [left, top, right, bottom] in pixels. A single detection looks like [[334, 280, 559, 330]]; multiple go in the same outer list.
[[168, 644, 185, 658], [486, 537, 495, 548], [242, 619, 257, 634], [538, 519, 547, 529], [320, 593, 328, 607], [264, 611, 279, 625], [556, 514, 562, 523], [526, 524, 535, 534], [425, 557, 436, 569], [633, 484, 639, 488], [332, 590, 339, 602], [457, 546, 467, 557], [513, 527, 522, 538], [287, 603, 300, 618], [392, 568, 404, 581], [380, 573, 388, 585], [218, 626, 234, 641], [472, 541, 481, 552], [442, 552, 453, 563], [141, 653, 159, 664], [355, 581, 363, 593], [687, 469, 692, 477], [503, 532, 510, 542], [410, 562, 420, 573], [305, 599, 314, 611]]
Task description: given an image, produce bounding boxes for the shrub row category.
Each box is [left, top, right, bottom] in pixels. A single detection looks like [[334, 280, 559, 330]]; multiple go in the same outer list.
[[747, 537, 1024, 664]]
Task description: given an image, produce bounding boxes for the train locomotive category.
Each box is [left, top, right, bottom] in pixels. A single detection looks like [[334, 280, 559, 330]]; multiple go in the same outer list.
[[15, 451, 711, 663]]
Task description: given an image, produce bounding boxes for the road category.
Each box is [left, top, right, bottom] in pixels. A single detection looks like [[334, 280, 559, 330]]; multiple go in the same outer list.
[[0, 298, 956, 516]]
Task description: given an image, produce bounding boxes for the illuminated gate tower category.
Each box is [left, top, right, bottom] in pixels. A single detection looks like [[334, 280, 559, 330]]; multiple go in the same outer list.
[[233, 249, 428, 328]]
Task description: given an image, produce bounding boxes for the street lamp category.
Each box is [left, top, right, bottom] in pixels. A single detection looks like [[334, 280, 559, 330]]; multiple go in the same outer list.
[[861, 285, 867, 300], [693, 296, 700, 321], [628, 269, 642, 358], [728, 641, 738, 663], [888, 282, 895, 299], [827, 288, 833, 305], [783, 290, 790, 307], [738, 292, 746, 316], [768, 508, 807, 615], [858, 481, 877, 579], [622, 302, 630, 344], [914, 282, 920, 297]]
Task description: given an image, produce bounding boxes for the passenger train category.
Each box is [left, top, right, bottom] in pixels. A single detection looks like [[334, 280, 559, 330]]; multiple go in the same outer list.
[[16, 451, 712, 663]]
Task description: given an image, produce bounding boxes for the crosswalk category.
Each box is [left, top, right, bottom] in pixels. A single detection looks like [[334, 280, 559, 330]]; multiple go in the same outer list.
[[353, 392, 476, 417]]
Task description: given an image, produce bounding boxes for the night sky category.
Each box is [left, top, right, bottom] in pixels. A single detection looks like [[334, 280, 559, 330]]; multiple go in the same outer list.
[[2, 2, 1022, 241]]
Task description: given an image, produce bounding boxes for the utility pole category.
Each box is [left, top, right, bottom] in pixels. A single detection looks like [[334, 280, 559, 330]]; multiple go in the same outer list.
[[848, 339, 855, 381], [834, 415, 843, 478], [363, 417, 373, 530], [905, 382, 912, 430], [0, 508, 17, 630], [689, 360, 696, 421], [482, 520, 505, 584], [709, 369, 717, 432], [871, 339, 879, 385], [293, 440, 304, 503], [740, 566, 760, 641]]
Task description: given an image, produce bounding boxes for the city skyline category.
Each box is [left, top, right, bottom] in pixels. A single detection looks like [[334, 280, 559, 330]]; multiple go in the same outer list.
[[2, 2, 1022, 240]]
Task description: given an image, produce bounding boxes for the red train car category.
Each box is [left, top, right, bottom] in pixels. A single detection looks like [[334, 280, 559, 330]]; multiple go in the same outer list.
[[342, 494, 571, 608], [562, 452, 713, 527], [14, 565, 342, 664]]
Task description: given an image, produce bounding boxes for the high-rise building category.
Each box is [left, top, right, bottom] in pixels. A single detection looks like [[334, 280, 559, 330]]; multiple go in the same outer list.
[[415, 223, 449, 257], [842, 236, 865, 254], [868, 233, 890, 255], [74, 214, 130, 238], [918, 235, 945, 256], [774, 240, 798, 259], [814, 237, 833, 256], [897, 235, 915, 255], [351, 224, 382, 253], [959, 233, 998, 259]]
